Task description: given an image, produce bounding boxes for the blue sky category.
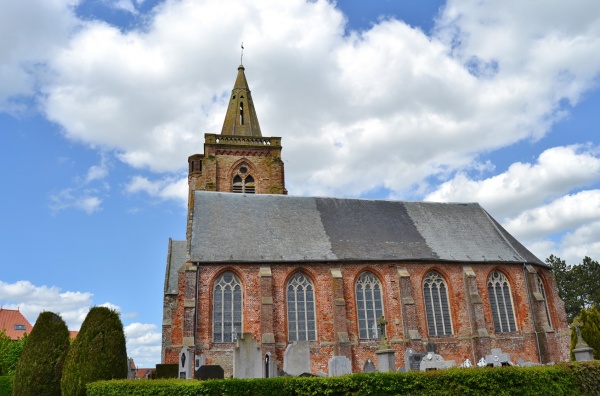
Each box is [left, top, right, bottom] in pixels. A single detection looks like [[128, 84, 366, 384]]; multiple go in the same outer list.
[[1, 0, 599, 367]]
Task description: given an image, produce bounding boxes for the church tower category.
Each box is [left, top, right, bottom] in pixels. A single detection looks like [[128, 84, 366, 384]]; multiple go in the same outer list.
[[186, 64, 287, 242], [187, 64, 286, 197]]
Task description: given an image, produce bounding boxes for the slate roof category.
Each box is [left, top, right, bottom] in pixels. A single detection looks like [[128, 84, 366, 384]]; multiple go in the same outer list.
[[189, 192, 544, 266], [0, 308, 32, 340], [164, 239, 188, 295]]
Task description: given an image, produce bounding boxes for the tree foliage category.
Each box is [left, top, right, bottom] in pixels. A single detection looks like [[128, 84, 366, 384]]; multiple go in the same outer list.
[[571, 306, 600, 360], [0, 330, 27, 376], [546, 255, 600, 323], [12, 311, 70, 396], [60, 307, 128, 396]]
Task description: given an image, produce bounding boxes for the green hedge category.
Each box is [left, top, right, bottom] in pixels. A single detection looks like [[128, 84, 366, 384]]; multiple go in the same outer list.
[[88, 362, 600, 396], [0, 376, 13, 396]]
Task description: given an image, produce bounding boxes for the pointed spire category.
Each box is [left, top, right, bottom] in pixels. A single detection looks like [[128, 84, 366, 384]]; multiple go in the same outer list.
[[220, 65, 262, 137]]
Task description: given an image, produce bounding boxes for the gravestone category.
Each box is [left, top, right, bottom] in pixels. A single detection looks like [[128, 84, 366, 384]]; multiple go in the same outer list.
[[233, 333, 262, 378], [264, 352, 279, 378], [179, 348, 192, 379], [363, 359, 377, 373], [195, 354, 206, 368], [572, 321, 594, 362], [419, 352, 456, 371], [404, 348, 426, 371], [328, 355, 352, 377], [517, 358, 538, 367], [195, 365, 224, 380], [283, 341, 311, 376], [484, 348, 513, 367]]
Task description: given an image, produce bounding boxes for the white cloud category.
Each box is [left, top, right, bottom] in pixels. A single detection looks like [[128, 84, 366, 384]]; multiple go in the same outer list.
[[425, 145, 600, 218], [126, 175, 187, 206], [23, 0, 597, 201], [0, 280, 161, 367], [0, 0, 79, 113], [50, 188, 103, 214]]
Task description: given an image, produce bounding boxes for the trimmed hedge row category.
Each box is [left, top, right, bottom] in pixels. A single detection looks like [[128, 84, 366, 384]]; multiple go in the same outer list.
[[88, 361, 600, 396], [0, 376, 13, 396]]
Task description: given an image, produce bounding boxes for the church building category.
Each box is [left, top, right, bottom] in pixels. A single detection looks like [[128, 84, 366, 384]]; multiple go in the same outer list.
[[162, 64, 570, 377]]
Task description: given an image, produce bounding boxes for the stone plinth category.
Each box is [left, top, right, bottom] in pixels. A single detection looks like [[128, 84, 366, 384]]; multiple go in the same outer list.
[[376, 349, 396, 372]]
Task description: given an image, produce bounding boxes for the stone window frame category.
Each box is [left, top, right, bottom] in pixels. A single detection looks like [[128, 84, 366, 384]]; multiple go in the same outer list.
[[423, 271, 453, 337], [286, 271, 317, 342], [536, 274, 553, 329], [487, 270, 518, 333], [212, 271, 243, 343], [355, 271, 384, 340], [231, 161, 256, 194]]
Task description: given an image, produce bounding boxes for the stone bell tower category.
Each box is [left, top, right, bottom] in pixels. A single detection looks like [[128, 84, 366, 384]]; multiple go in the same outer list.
[[186, 64, 287, 240]]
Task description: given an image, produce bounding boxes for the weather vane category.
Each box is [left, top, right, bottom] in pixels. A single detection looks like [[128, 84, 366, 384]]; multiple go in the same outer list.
[[241, 42, 244, 65]]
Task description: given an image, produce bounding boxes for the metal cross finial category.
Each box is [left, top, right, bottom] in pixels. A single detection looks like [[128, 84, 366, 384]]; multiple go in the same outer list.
[[241, 42, 244, 65]]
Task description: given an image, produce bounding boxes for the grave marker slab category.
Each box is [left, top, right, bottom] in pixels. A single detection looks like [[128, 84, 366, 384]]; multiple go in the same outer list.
[[195, 365, 224, 380], [328, 356, 352, 377], [283, 341, 311, 376]]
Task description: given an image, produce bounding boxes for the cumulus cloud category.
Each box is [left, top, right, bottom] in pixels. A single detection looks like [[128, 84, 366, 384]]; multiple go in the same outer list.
[[32, 0, 600, 200], [126, 175, 187, 206], [425, 145, 600, 217], [0, 280, 161, 367]]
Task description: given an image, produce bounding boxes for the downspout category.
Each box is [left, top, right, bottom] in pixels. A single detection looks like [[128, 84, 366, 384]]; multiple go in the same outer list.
[[523, 263, 543, 363], [194, 262, 199, 368]]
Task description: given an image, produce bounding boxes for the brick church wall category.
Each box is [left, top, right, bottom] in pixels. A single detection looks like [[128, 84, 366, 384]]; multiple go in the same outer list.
[[164, 260, 569, 376]]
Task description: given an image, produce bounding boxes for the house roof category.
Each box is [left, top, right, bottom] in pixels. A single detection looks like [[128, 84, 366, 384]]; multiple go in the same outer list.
[[164, 239, 188, 295], [0, 308, 32, 340], [190, 192, 544, 266]]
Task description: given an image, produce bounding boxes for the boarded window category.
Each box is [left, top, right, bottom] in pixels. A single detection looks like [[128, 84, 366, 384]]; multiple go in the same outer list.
[[213, 272, 243, 343], [423, 271, 452, 336], [287, 272, 317, 341], [488, 271, 517, 333], [356, 272, 384, 339], [232, 174, 255, 194]]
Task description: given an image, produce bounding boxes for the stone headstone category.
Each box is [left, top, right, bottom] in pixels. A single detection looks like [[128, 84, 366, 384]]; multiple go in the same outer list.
[[484, 348, 513, 367], [195, 354, 206, 368], [419, 352, 456, 371], [517, 358, 538, 367], [195, 365, 224, 380], [179, 348, 192, 379], [363, 359, 377, 373], [404, 348, 426, 372], [233, 333, 262, 378], [376, 349, 396, 372], [328, 355, 352, 377], [264, 352, 279, 378], [283, 341, 311, 376]]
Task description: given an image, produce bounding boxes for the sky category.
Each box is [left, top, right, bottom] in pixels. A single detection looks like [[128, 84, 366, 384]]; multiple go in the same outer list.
[[1, 0, 599, 368]]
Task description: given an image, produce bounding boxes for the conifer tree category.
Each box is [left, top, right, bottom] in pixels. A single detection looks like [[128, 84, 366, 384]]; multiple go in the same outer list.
[[60, 307, 127, 396], [12, 311, 69, 396], [571, 306, 600, 360]]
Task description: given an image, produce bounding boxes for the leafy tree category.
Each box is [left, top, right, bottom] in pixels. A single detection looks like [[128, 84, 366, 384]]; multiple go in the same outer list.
[[60, 307, 127, 396], [12, 311, 70, 396], [570, 306, 600, 360], [546, 255, 600, 322], [0, 330, 27, 376]]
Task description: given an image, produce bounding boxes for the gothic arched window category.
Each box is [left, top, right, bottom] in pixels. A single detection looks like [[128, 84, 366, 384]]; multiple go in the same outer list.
[[488, 270, 517, 333], [213, 272, 242, 343], [355, 272, 384, 339], [286, 272, 317, 341], [537, 275, 553, 329], [232, 170, 255, 194], [423, 271, 453, 336]]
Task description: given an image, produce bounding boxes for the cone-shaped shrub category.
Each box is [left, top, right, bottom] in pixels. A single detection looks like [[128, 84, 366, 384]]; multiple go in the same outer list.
[[61, 307, 127, 396], [12, 311, 69, 396]]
